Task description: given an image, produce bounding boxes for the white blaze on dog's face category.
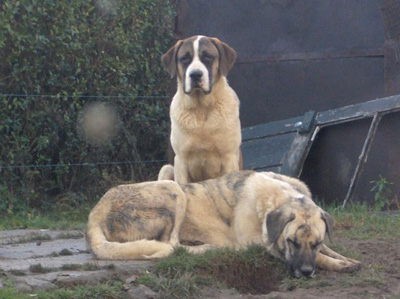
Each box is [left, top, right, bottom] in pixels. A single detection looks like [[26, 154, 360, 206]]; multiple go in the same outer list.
[[182, 36, 212, 94], [161, 35, 237, 95]]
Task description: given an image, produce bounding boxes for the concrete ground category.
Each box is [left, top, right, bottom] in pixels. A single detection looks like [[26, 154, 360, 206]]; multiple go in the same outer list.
[[0, 229, 153, 292]]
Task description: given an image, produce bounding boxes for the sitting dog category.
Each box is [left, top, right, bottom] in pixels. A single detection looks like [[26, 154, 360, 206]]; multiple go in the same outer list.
[[158, 35, 242, 184], [86, 170, 361, 277]]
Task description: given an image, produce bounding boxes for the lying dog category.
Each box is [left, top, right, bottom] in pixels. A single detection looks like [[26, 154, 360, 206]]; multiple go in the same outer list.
[[87, 170, 361, 277], [158, 35, 242, 184]]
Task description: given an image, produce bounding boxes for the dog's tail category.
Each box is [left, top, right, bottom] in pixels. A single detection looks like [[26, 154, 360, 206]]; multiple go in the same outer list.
[[86, 215, 174, 260], [158, 164, 175, 181]]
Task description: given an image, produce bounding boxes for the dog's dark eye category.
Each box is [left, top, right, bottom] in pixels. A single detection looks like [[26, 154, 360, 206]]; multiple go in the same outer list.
[[202, 53, 214, 63], [287, 238, 300, 249], [180, 54, 191, 65], [311, 240, 322, 250]]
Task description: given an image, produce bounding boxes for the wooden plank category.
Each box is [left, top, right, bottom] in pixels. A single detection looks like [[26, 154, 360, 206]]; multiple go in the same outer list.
[[281, 133, 314, 176], [253, 165, 282, 172], [316, 94, 400, 126], [242, 133, 295, 170], [242, 116, 303, 141], [299, 111, 317, 133], [242, 111, 316, 141]]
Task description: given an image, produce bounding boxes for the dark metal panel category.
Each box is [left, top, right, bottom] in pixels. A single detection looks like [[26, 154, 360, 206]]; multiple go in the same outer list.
[[177, 0, 384, 55], [176, 0, 386, 127], [384, 40, 400, 95], [232, 57, 384, 126]]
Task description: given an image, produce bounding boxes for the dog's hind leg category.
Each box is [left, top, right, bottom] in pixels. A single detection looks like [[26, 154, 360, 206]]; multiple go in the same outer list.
[[158, 164, 175, 181]]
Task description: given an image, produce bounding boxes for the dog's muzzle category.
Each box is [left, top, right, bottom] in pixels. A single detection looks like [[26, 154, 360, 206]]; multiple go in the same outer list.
[[185, 67, 211, 95], [292, 265, 316, 278], [189, 69, 204, 92]]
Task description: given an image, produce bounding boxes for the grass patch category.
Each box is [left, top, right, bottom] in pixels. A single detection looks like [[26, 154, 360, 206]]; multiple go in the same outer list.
[[56, 231, 85, 240], [60, 263, 115, 271], [59, 249, 73, 256], [333, 265, 385, 289], [0, 281, 124, 299], [29, 264, 54, 274], [0, 288, 30, 299], [324, 202, 400, 240], [8, 269, 26, 276], [0, 204, 91, 230]]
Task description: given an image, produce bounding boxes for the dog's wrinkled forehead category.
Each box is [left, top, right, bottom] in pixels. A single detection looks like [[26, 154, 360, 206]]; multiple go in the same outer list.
[[177, 36, 219, 60]]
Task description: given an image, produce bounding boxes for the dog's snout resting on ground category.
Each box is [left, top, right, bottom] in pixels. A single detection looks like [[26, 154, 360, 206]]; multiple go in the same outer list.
[[158, 35, 242, 184], [86, 170, 361, 277]]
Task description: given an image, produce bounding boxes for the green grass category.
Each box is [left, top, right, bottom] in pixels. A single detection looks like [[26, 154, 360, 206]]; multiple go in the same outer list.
[[325, 202, 400, 240], [29, 264, 54, 274], [0, 281, 124, 299], [0, 204, 92, 230], [0, 288, 30, 299]]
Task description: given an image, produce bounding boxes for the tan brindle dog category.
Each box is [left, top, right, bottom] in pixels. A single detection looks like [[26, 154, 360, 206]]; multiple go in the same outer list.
[[158, 35, 242, 184], [87, 170, 361, 277]]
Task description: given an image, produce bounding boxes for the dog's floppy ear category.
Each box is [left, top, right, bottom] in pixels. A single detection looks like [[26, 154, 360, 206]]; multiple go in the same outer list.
[[161, 40, 183, 78], [210, 37, 237, 77], [266, 209, 295, 244], [321, 211, 334, 243]]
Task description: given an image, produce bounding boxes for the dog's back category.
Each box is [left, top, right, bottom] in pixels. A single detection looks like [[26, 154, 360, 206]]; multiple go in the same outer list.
[[86, 181, 186, 259]]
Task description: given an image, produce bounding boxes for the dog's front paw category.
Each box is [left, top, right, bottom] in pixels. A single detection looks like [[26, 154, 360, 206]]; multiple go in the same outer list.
[[181, 244, 215, 254], [142, 247, 174, 259], [338, 259, 362, 273]]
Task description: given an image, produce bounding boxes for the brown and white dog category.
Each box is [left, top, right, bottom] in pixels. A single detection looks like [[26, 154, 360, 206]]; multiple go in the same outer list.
[[158, 35, 242, 184]]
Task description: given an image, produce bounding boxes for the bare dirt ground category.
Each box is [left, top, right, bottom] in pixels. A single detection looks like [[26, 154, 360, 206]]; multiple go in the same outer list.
[[0, 229, 399, 298]]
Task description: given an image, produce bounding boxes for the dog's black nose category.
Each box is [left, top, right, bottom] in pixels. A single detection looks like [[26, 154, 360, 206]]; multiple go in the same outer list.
[[300, 267, 315, 277], [189, 70, 203, 81]]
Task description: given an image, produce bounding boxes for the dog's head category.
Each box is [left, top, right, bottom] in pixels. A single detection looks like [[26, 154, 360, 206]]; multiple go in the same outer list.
[[161, 35, 236, 95], [265, 206, 333, 278]]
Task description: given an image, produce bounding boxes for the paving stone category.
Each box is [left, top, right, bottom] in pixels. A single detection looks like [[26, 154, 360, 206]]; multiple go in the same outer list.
[[0, 229, 155, 292], [13, 273, 59, 292], [54, 270, 114, 287]]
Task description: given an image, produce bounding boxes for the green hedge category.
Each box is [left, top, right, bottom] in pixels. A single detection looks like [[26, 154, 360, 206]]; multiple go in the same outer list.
[[0, 0, 176, 214]]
